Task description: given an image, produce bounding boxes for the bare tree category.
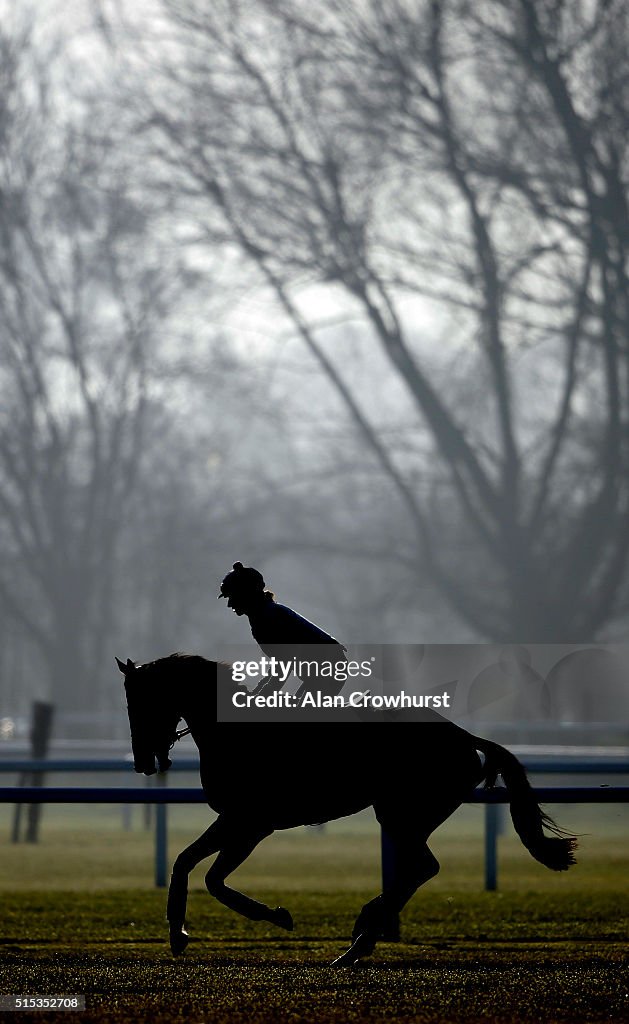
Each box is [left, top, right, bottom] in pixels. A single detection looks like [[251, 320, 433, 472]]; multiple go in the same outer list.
[[113, 0, 629, 641], [0, 24, 177, 714]]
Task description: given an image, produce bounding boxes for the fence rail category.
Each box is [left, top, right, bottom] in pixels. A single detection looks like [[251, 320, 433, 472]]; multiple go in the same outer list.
[[2, 785, 629, 803], [3, 755, 628, 772], [1, 757, 628, 891]]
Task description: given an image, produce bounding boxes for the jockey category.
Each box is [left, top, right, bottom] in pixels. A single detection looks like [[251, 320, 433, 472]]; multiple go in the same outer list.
[[218, 561, 347, 698]]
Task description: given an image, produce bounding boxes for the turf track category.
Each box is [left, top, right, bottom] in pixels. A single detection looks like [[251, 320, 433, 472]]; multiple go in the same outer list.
[[1, 817, 628, 1022]]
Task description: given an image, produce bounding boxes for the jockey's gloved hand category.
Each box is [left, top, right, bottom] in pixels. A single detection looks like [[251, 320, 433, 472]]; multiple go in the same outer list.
[[252, 675, 278, 696]]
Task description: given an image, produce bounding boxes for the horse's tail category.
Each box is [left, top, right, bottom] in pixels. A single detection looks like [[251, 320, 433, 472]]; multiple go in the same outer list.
[[474, 736, 577, 871]]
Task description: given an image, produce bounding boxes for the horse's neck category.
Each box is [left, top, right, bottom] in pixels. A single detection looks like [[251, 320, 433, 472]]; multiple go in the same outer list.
[[177, 659, 226, 754]]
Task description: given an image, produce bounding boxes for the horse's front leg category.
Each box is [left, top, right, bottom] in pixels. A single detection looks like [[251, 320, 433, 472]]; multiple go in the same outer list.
[[167, 818, 226, 954], [204, 825, 294, 932]]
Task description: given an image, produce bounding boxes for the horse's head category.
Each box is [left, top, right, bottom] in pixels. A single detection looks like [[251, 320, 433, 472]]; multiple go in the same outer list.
[[117, 656, 182, 775]]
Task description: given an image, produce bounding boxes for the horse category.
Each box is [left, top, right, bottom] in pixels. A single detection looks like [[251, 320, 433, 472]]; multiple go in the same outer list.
[[117, 652, 577, 966]]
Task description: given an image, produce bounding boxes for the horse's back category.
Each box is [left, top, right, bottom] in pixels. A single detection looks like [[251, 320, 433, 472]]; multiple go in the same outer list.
[[200, 718, 482, 829]]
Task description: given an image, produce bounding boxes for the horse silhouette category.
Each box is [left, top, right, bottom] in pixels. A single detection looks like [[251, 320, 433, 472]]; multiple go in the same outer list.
[[545, 647, 629, 723], [467, 646, 550, 722], [117, 653, 576, 966]]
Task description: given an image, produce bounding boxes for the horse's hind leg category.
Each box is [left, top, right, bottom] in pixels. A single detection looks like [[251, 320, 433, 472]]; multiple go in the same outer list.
[[333, 759, 483, 967], [204, 829, 294, 932], [332, 829, 439, 967], [167, 818, 226, 954]]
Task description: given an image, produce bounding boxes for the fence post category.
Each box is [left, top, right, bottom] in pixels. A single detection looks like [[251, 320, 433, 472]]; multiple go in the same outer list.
[[380, 828, 401, 941], [484, 802, 499, 891], [12, 701, 54, 843], [155, 772, 168, 887]]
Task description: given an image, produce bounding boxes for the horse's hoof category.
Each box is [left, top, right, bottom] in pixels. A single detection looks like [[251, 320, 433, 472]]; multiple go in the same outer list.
[[169, 928, 189, 956], [270, 906, 294, 931], [330, 932, 375, 967]]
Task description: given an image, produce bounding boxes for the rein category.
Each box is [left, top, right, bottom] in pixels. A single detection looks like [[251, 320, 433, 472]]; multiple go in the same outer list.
[[170, 726, 191, 747]]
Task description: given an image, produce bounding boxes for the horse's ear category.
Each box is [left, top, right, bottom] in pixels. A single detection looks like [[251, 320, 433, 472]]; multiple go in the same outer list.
[[116, 657, 134, 675]]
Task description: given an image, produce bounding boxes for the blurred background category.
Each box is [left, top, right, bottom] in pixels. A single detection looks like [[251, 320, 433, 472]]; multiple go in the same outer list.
[[1, 0, 629, 753]]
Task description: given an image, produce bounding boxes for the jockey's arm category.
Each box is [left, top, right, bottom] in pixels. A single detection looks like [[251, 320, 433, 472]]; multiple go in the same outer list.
[[251, 674, 280, 696], [294, 645, 348, 700]]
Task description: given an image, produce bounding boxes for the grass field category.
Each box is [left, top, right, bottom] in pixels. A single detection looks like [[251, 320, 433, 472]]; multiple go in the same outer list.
[[0, 805, 628, 1023]]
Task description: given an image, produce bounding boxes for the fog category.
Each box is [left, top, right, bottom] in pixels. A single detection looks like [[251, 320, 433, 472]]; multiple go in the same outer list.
[[1, 0, 629, 741]]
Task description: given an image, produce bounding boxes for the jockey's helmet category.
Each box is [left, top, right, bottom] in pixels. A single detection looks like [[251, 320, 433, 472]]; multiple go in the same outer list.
[[218, 561, 265, 599]]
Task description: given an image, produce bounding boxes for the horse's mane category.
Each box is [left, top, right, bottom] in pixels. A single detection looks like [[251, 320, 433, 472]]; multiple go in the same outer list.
[[147, 652, 234, 685], [164, 652, 209, 665]]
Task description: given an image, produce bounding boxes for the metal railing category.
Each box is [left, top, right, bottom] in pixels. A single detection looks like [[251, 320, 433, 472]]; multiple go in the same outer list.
[[1, 756, 628, 890]]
